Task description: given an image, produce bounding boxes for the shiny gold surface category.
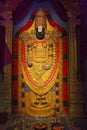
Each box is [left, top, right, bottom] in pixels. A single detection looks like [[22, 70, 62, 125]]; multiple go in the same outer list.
[[17, 9, 64, 116]]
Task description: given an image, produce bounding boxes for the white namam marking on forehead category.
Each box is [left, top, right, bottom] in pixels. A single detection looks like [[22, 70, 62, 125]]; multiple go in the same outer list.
[[38, 26, 42, 32]]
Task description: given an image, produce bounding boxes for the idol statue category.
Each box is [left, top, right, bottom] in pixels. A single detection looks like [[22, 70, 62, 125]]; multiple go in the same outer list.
[[18, 8, 65, 116]]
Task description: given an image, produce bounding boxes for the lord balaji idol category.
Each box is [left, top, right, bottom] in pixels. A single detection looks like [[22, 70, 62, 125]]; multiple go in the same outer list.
[[13, 8, 68, 116]]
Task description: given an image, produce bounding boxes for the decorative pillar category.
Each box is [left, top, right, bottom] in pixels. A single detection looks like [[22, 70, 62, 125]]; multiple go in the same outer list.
[[0, 10, 13, 113], [67, 12, 84, 117], [0, 0, 21, 114], [59, 0, 84, 117]]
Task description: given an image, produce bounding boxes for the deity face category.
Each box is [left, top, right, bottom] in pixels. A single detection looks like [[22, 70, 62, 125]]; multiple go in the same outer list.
[[35, 9, 47, 40], [36, 26, 45, 40]]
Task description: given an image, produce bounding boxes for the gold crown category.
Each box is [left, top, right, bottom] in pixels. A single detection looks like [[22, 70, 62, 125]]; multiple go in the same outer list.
[[36, 8, 46, 17], [35, 9, 46, 27]]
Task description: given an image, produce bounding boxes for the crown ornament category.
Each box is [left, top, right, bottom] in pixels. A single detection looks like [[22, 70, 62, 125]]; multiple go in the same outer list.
[[35, 8, 47, 28]]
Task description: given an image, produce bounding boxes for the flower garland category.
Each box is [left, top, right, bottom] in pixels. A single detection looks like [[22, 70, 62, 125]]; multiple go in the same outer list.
[[13, 8, 68, 113]]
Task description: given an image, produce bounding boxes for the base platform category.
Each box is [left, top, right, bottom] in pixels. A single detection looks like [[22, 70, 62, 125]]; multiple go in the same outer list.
[[6, 114, 71, 130]]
